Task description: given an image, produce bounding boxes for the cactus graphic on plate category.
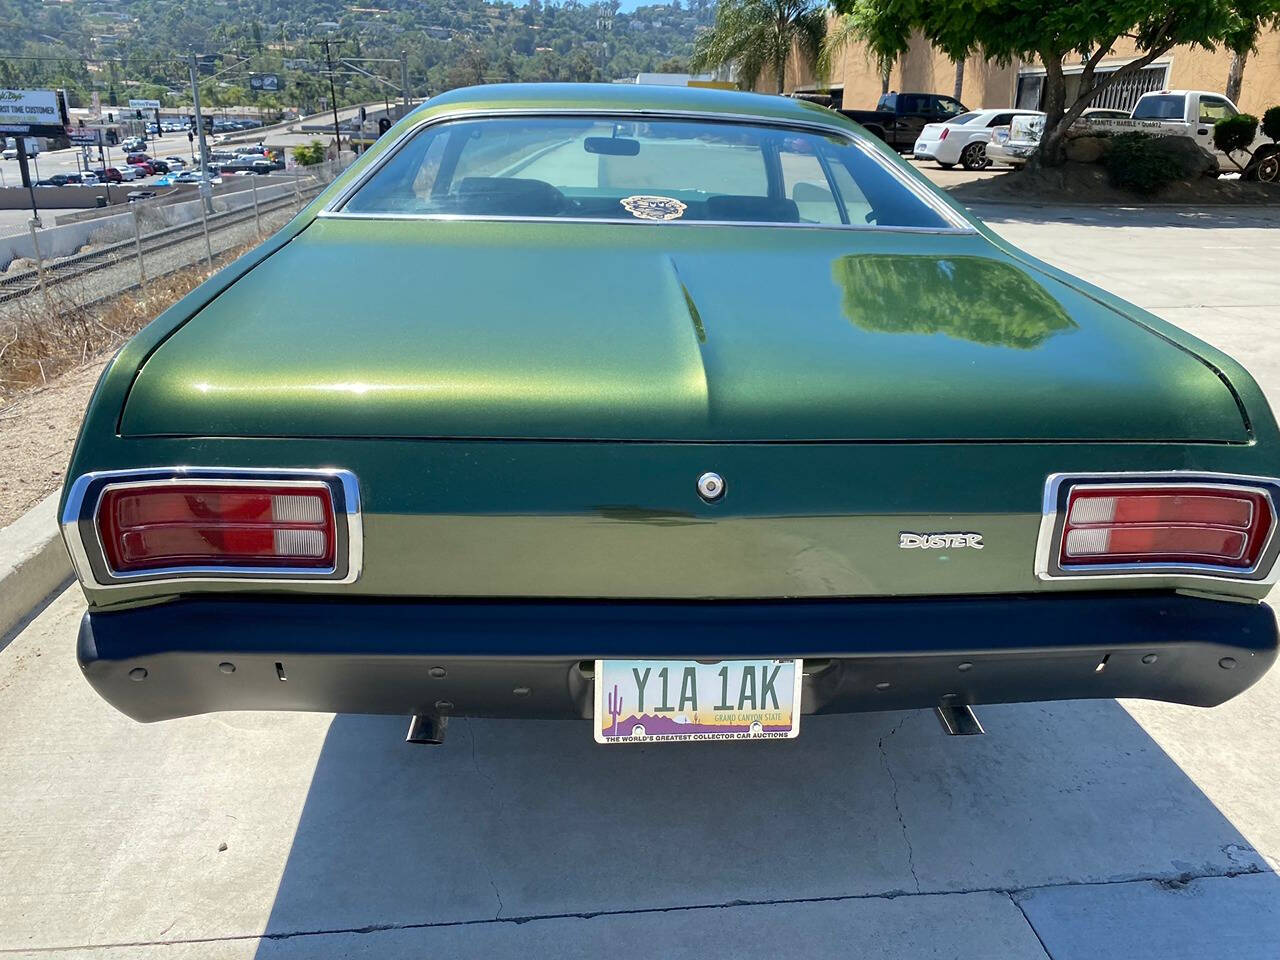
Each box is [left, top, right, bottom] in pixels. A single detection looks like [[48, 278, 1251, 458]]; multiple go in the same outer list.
[[607, 683, 623, 737]]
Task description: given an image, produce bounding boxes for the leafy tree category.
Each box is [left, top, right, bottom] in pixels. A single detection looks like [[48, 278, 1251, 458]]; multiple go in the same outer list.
[[828, 0, 1280, 165], [1262, 105, 1280, 141], [691, 0, 826, 93], [1213, 113, 1258, 170], [293, 140, 327, 166]]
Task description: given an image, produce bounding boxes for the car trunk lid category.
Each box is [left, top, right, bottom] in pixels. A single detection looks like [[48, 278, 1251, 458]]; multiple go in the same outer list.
[[119, 218, 1249, 443]]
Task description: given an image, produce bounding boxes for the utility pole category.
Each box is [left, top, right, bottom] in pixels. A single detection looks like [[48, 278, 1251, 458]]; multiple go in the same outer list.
[[400, 51, 409, 115], [189, 52, 214, 212], [312, 38, 344, 156]]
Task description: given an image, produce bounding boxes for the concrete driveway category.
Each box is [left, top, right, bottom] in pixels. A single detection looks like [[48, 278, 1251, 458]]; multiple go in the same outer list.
[[3, 203, 1280, 958]]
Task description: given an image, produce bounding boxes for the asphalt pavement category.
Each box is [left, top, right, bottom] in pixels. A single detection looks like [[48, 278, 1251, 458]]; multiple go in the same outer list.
[[2, 203, 1279, 958]]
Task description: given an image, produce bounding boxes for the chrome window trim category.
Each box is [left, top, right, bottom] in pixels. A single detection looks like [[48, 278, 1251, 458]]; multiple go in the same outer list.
[[319, 106, 974, 233], [61, 467, 363, 589], [1034, 471, 1280, 585]]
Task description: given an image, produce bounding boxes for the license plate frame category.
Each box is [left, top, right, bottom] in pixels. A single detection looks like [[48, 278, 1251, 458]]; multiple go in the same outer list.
[[593, 658, 802, 744]]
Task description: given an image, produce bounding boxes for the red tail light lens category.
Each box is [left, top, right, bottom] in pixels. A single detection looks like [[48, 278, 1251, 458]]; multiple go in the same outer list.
[[97, 483, 336, 573], [939, 128, 949, 140], [1060, 485, 1272, 569]]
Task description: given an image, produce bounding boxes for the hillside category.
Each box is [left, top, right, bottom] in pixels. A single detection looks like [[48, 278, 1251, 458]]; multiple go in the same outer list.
[[0, 0, 716, 113]]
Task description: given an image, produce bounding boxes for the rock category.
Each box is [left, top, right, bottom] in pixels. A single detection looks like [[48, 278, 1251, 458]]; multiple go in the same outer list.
[[1065, 136, 1108, 164], [1151, 135, 1218, 179]]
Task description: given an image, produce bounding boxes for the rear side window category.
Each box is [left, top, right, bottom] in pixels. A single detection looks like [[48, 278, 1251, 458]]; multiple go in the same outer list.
[[340, 115, 952, 229], [1132, 95, 1185, 120]]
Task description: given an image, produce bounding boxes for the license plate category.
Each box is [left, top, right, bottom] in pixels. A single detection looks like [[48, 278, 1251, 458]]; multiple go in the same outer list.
[[594, 658, 802, 744]]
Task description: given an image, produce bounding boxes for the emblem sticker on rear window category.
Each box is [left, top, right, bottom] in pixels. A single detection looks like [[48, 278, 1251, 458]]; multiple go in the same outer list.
[[620, 195, 688, 221]]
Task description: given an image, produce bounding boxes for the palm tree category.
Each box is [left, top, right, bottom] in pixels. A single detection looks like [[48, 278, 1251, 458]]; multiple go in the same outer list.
[[818, 11, 897, 94], [691, 0, 827, 95]]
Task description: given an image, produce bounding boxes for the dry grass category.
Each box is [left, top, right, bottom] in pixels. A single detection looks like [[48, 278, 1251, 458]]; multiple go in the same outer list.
[[0, 238, 257, 408]]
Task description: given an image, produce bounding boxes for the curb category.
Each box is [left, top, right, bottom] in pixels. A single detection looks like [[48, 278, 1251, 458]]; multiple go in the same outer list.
[[0, 490, 73, 641]]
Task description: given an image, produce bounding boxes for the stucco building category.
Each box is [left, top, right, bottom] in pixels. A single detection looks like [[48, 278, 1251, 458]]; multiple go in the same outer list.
[[784, 22, 1280, 116]]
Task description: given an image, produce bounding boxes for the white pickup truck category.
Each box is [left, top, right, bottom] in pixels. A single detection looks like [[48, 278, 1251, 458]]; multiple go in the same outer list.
[[1081, 90, 1276, 178], [988, 90, 1278, 179]]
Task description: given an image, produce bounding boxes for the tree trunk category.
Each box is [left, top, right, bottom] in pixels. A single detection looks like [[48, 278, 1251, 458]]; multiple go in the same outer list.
[[880, 57, 891, 95], [953, 58, 964, 101], [776, 58, 786, 94], [1037, 53, 1068, 166], [1226, 50, 1248, 104]]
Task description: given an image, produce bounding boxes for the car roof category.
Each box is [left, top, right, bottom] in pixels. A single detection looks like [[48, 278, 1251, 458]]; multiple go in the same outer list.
[[415, 82, 855, 132]]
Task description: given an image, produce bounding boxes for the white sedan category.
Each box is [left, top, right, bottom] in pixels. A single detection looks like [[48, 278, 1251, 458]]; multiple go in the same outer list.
[[913, 108, 1045, 170]]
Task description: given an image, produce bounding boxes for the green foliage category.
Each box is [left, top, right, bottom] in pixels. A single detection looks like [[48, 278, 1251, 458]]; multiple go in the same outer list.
[[1104, 132, 1204, 196], [293, 140, 327, 166], [691, 0, 826, 93], [1262, 106, 1280, 142], [827, 0, 1280, 165], [0, 0, 718, 111], [1214, 113, 1258, 156]]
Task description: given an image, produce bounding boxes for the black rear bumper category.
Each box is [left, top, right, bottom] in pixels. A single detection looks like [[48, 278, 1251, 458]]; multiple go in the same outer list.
[[78, 592, 1278, 723]]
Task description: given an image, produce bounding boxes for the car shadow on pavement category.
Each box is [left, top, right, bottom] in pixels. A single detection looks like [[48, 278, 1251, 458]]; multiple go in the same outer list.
[[252, 700, 1278, 958]]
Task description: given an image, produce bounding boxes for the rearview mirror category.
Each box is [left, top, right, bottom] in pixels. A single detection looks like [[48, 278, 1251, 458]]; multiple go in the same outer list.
[[584, 136, 640, 156]]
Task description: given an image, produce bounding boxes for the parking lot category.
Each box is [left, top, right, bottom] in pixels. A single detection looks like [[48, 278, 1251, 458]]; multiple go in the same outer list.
[[2, 201, 1279, 958]]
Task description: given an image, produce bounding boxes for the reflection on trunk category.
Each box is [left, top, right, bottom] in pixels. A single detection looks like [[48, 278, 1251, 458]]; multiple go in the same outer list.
[[833, 255, 1076, 349]]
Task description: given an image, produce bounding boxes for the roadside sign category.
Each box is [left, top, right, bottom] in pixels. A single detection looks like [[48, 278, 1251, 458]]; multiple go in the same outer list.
[[128, 98, 162, 110], [0, 88, 69, 138], [250, 74, 281, 92], [67, 125, 104, 146]]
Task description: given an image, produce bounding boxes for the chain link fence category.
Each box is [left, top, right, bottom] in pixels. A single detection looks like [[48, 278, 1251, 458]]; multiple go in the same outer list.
[[0, 161, 344, 401]]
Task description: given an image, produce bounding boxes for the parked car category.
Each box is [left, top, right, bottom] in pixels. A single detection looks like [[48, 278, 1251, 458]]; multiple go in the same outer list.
[[90, 167, 125, 183], [60, 84, 1280, 741], [120, 137, 146, 153], [840, 92, 968, 152], [125, 152, 151, 164], [1123, 90, 1277, 177], [913, 108, 1044, 170], [126, 189, 157, 202], [117, 165, 141, 181], [162, 156, 187, 169], [986, 114, 1046, 167], [147, 160, 171, 174], [129, 161, 156, 176]]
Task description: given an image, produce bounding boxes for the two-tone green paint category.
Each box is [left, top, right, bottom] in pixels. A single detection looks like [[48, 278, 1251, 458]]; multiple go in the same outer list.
[[61, 84, 1280, 610]]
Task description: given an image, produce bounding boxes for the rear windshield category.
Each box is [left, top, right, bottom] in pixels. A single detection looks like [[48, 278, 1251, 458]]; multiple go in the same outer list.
[[340, 115, 952, 228], [1131, 95, 1184, 120], [949, 112, 981, 125]]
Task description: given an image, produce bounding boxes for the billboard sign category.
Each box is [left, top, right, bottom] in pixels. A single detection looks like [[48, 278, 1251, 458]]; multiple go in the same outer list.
[[250, 74, 281, 92], [67, 125, 104, 146], [0, 88, 68, 137], [128, 98, 162, 110]]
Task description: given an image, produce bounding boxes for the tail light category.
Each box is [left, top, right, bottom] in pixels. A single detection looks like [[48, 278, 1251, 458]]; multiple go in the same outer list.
[[97, 483, 337, 573], [939, 128, 949, 140], [61, 469, 362, 587], [1042, 477, 1277, 579]]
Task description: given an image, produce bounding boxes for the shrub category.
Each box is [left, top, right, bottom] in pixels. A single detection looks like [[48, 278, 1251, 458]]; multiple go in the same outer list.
[[292, 140, 327, 166], [1104, 133, 1196, 195], [1262, 106, 1280, 142], [1213, 114, 1258, 167]]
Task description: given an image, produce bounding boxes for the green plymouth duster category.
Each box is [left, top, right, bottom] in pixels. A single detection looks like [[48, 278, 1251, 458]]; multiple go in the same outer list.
[[61, 84, 1279, 745]]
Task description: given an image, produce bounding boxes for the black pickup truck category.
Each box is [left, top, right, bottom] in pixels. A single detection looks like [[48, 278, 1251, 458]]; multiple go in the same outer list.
[[840, 92, 968, 152]]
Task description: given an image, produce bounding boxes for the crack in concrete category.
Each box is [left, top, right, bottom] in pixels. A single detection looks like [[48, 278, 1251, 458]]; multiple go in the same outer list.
[[1009, 893, 1057, 960], [877, 714, 920, 894], [6, 866, 1270, 954], [467, 719, 506, 921]]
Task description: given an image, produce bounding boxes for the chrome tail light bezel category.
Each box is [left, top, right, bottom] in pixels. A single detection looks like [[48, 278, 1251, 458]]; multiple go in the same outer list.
[[1035, 472, 1280, 585], [61, 467, 363, 589]]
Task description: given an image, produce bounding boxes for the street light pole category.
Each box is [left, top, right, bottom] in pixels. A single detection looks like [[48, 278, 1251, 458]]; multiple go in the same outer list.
[[189, 52, 214, 212], [400, 51, 409, 115]]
